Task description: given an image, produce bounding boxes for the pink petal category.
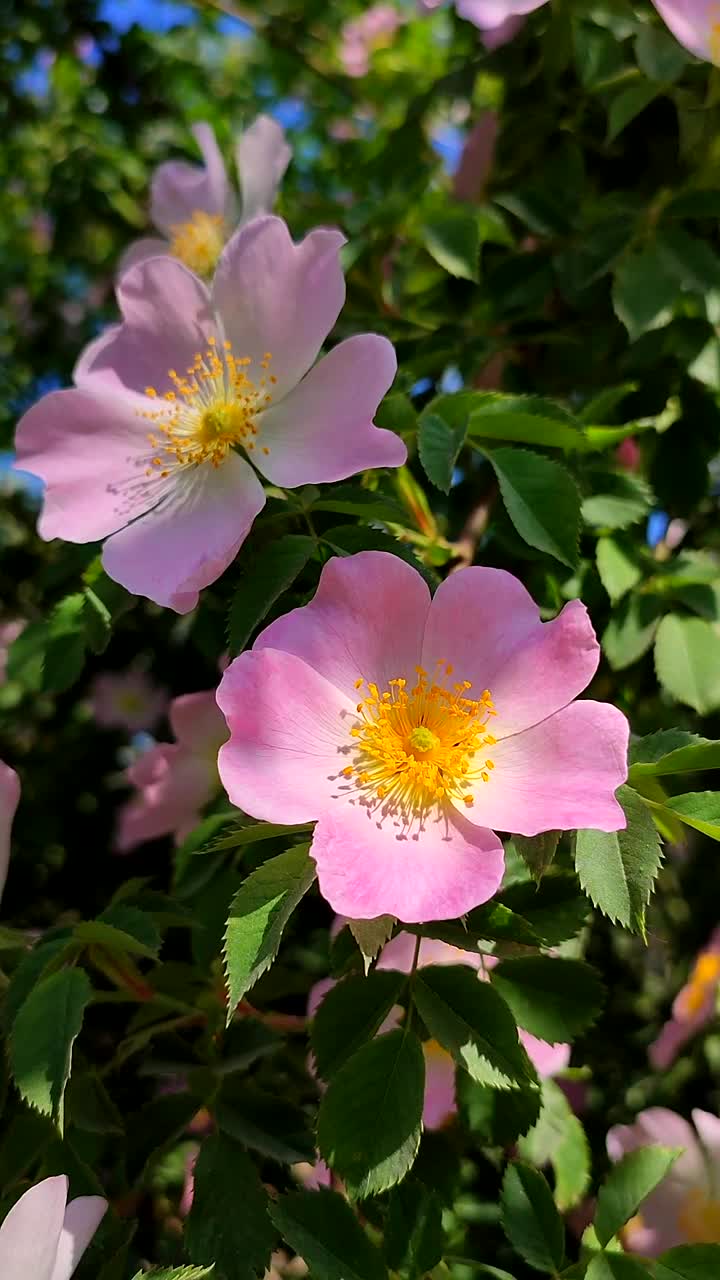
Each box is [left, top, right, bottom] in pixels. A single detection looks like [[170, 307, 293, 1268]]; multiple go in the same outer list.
[[212, 216, 346, 401], [0, 1175, 68, 1280], [456, 0, 547, 23], [170, 690, 228, 754], [116, 236, 170, 276], [151, 122, 233, 234], [253, 551, 430, 699], [648, 1018, 694, 1071], [478, 14, 525, 47], [310, 799, 505, 922], [377, 931, 483, 972], [460, 701, 628, 834], [76, 257, 216, 398], [692, 1109, 720, 1170], [257, 335, 405, 487], [102, 453, 266, 612], [0, 760, 20, 907], [217, 648, 356, 823], [651, 1, 715, 62], [519, 1031, 570, 1078], [307, 976, 337, 1020], [236, 114, 291, 222], [50, 1196, 107, 1280], [422, 570, 600, 738], [608, 1108, 703, 1186], [15, 387, 159, 543], [115, 744, 215, 852], [422, 1041, 457, 1129]]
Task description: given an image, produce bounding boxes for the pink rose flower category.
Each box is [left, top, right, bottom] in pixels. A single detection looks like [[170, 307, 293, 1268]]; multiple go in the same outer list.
[[15, 217, 405, 612], [217, 551, 629, 923], [0, 760, 20, 908], [651, 1, 720, 63], [0, 1174, 106, 1280], [418, 0, 546, 48], [121, 116, 291, 277], [339, 5, 402, 77], [649, 927, 720, 1070], [90, 668, 168, 733], [607, 1108, 720, 1253], [115, 690, 228, 852]]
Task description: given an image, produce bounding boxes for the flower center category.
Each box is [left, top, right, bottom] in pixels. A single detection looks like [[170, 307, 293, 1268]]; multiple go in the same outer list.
[[169, 211, 225, 275], [676, 952, 720, 1020], [678, 1187, 720, 1244], [140, 337, 276, 476], [341, 661, 497, 827]]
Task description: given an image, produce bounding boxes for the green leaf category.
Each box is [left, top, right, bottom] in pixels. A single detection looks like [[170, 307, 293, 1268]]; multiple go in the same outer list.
[[612, 246, 678, 341], [66, 1070, 124, 1135], [602, 595, 664, 671], [662, 792, 720, 841], [9, 967, 91, 1131], [595, 1146, 680, 1247], [519, 1078, 590, 1211], [227, 534, 316, 656], [317, 1027, 425, 1198], [607, 82, 659, 142], [512, 831, 560, 883], [500, 1161, 565, 1273], [310, 486, 407, 524], [42, 594, 88, 694], [491, 957, 604, 1042], [654, 615, 720, 714], [422, 206, 479, 280], [656, 228, 720, 294], [384, 1179, 443, 1276], [270, 1189, 388, 1280], [575, 786, 662, 933], [585, 1255, 654, 1280], [628, 730, 720, 778], [131, 1268, 216, 1280], [215, 1087, 315, 1164], [499, 875, 590, 946], [73, 916, 160, 960], [348, 916, 395, 972], [596, 537, 643, 604], [185, 1134, 274, 1280], [311, 971, 407, 1080], [467, 394, 584, 451], [418, 412, 466, 493], [482, 447, 581, 569], [635, 24, 689, 81], [413, 965, 536, 1090], [654, 1244, 720, 1279], [578, 384, 638, 424], [223, 844, 315, 1016], [582, 472, 653, 530]]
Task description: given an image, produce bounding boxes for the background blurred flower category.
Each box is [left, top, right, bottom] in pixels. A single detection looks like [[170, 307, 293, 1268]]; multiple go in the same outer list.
[[607, 1108, 720, 1252], [339, 5, 402, 77], [0, 760, 20, 908], [649, 927, 720, 1069], [90, 667, 168, 733], [651, 1, 720, 63]]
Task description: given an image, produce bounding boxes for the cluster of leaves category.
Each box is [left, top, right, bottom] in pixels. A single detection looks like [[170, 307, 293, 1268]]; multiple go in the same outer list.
[[2, 0, 720, 1278]]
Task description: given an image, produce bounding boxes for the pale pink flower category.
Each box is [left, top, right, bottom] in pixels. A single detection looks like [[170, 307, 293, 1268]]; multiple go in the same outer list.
[[90, 668, 168, 733], [0, 621, 24, 684], [607, 1108, 720, 1252], [217, 551, 629, 923], [649, 928, 720, 1070], [115, 690, 228, 852], [121, 117, 291, 277], [418, 0, 546, 47], [0, 1174, 106, 1280], [339, 5, 402, 77], [15, 217, 405, 613], [651, 1, 720, 63], [0, 760, 20, 908]]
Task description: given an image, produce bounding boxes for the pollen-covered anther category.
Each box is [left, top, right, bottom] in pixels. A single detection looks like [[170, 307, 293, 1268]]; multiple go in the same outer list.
[[345, 662, 497, 825], [169, 210, 226, 275], [138, 341, 275, 473]]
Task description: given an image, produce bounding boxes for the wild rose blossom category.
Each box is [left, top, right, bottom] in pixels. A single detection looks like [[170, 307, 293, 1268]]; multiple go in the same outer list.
[[218, 551, 628, 922], [115, 690, 227, 852], [418, 0, 547, 48], [120, 117, 291, 277], [649, 928, 720, 1070], [651, 2, 720, 64], [339, 5, 402, 77], [0, 760, 20, 908], [15, 217, 405, 612], [0, 1174, 106, 1280], [90, 667, 168, 733], [607, 1108, 720, 1252]]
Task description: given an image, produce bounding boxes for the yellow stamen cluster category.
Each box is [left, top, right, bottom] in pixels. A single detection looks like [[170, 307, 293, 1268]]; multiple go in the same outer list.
[[342, 660, 497, 827], [677, 952, 720, 1020], [169, 211, 226, 276], [140, 337, 276, 476], [678, 1187, 720, 1244], [710, 6, 720, 66]]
